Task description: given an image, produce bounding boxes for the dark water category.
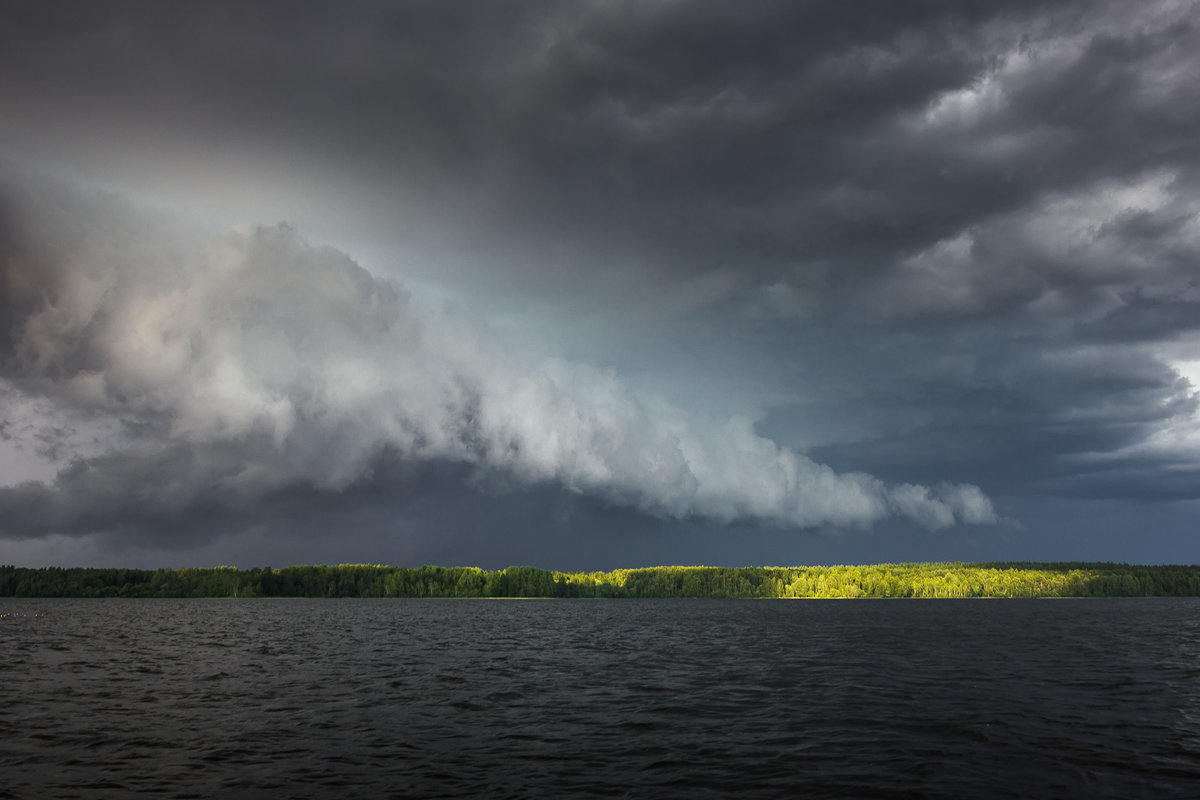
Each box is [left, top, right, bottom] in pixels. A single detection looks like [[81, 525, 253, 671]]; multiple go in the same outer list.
[[3, 599, 1200, 799]]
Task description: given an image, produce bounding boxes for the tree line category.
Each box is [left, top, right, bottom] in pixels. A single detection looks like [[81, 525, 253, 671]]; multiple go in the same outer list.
[[3, 562, 1200, 598]]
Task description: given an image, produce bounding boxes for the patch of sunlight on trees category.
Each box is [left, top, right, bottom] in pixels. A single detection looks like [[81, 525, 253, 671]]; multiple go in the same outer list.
[[2, 562, 1200, 598]]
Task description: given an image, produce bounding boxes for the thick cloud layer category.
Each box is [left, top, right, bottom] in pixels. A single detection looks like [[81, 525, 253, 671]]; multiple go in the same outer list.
[[1, 1, 1198, 566], [0, 171, 994, 543]]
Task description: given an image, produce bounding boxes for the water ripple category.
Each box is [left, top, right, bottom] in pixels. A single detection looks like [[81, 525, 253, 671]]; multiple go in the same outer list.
[[3, 598, 1200, 798]]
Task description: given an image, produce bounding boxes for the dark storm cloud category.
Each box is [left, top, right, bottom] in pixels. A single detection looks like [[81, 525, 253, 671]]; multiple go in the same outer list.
[[5, 1, 1195, 289], [1079, 296, 1200, 343], [1, 1, 1198, 565], [781, 322, 1199, 483], [3, 1, 1195, 320]]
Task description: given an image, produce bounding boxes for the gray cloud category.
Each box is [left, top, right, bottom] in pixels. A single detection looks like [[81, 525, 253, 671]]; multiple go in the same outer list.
[[5, 2, 1194, 285], [0, 169, 995, 544]]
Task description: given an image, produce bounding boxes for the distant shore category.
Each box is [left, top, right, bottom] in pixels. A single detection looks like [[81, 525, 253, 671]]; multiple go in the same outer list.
[[3, 562, 1199, 599]]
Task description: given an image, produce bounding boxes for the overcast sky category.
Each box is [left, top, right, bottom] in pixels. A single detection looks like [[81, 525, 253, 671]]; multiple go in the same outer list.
[[2, 1, 1199, 569]]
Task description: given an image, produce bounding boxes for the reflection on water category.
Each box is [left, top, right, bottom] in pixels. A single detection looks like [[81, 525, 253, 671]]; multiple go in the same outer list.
[[3, 598, 1200, 798]]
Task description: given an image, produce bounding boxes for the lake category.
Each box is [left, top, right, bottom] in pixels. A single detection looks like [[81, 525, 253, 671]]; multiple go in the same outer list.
[[3, 598, 1200, 798]]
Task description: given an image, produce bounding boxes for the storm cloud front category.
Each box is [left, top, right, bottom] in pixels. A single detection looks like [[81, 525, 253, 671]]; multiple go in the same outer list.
[[0, 171, 993, 546]]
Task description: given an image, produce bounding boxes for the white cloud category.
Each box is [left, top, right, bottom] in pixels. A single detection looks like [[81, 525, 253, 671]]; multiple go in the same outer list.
[[1, 172, 997, 535]]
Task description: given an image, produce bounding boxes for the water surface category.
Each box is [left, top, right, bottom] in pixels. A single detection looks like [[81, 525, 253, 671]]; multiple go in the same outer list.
[[3, 598, 1199, 798]]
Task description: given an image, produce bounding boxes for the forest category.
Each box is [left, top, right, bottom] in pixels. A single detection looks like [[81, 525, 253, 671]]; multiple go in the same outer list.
[[3, 562, 1200, 598]]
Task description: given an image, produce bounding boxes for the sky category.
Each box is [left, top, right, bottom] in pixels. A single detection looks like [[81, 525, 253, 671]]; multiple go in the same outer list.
[[2, 0, 1199, 570]]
